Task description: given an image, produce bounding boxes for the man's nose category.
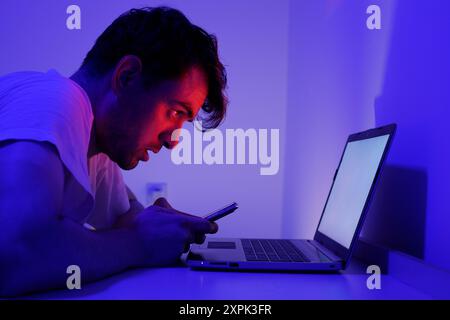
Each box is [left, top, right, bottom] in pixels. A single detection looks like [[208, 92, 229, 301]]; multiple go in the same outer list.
[[163, 129, 181, 149], [162, 124, 184, 149]]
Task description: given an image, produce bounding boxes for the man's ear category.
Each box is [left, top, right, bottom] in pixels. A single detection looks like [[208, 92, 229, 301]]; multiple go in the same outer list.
[[111, 55, 143, 94]]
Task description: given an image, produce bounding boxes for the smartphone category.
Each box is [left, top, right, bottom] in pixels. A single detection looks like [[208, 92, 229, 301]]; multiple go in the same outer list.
[[203, 202, 239, 222]]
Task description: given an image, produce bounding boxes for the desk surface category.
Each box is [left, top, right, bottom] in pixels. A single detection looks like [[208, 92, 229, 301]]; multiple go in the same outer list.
[[30, 259, 430, 300]]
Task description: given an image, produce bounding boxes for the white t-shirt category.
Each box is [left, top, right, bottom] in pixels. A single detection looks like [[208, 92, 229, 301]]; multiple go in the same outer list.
[[0, 70, 130, 230]]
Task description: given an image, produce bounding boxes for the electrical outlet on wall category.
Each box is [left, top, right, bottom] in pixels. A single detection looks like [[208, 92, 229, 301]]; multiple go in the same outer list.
[[146, 182, 168, 206]]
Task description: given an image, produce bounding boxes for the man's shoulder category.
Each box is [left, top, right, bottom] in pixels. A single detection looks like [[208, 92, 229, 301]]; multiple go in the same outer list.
[[0, 69, 93, 156], [0, 140, 65, 197], [1, 70, 69, 92], [0, 69, 92, 113], [0, 71, 94, 200], [0, 140, 66, 221], [0, 140, 63, 169]]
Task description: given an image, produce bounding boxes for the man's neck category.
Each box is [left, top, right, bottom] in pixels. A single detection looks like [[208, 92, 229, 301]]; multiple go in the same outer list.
[[70, 69, 104, 159]]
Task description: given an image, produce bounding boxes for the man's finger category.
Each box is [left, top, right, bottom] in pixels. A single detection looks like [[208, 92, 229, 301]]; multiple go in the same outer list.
[[153, 200, 218, 230], [194, 233, 207, 244], [153, 198, 198, 218], [163, 203, 204, 219], [182, 216, 218, 234], [183, 229, 196, 253]]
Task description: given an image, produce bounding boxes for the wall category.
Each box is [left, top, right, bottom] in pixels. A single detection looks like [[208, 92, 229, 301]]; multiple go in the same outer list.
[[365, 0, 450, 272], [282, 0, 396, 238], [283, 0, 450, 274]]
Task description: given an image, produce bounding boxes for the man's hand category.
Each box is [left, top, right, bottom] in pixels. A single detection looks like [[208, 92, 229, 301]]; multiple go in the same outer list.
[[131, 197, 218, 267]]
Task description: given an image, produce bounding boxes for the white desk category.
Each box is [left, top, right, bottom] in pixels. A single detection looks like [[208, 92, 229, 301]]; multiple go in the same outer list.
[[30, 259, 430, 299]]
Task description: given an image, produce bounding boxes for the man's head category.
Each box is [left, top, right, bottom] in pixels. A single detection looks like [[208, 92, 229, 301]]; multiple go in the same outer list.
[[77, 7, 227, 170]]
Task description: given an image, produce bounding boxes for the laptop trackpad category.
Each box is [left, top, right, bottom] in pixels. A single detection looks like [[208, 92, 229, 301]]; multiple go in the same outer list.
[[207, 241, 236, 249], [189, 238, 246, 262]]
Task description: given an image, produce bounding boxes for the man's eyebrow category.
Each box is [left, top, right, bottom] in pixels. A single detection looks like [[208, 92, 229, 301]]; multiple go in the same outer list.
[[174, 100, 195, 120]]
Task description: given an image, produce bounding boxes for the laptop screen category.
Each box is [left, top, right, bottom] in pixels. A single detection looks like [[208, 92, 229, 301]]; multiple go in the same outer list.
[[317, 134, 390, 249]]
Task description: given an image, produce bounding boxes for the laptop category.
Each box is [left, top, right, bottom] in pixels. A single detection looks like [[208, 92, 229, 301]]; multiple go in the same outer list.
[[186, 124, 396, 271]]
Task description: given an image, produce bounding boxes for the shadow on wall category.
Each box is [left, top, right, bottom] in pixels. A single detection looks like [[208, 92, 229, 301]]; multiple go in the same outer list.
[[360, 1, 450, 270], [361, 165, 428, 259]]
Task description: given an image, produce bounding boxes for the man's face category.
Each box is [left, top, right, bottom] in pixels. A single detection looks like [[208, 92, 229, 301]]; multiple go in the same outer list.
[[95, 65, 207, 170]]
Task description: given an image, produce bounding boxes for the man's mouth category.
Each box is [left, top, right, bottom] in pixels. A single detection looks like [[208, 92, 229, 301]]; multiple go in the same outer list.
[[139, 149, 150, 162], [149, 145, 162, 153], [139, 146, 162, 161]]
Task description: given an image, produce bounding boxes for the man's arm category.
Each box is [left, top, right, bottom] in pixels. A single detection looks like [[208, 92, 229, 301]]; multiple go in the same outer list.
[[0, 140, 218, 297], [113, 185, 145, 228], [0, 141, 147, 296]]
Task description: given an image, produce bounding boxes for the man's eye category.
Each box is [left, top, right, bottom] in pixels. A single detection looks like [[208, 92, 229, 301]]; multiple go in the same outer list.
[[171, 109, 185, 118]]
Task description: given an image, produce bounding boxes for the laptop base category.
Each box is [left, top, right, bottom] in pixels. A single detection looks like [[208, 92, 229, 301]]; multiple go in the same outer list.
[[186, 238, 343, 272]]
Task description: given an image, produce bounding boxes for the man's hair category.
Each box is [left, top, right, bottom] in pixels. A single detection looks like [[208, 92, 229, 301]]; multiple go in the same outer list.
[[81, 7, 227, 129]]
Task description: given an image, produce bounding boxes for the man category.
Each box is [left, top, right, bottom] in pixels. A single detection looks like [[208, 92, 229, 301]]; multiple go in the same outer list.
[[0, 7, 227, 296]]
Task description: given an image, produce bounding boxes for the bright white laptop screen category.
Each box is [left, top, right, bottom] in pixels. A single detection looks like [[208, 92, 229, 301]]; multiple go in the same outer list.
[[317, 134, 390, 248]]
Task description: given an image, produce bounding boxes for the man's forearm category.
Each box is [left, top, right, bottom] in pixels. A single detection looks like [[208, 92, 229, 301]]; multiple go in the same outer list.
[[0, 216, 146, 297], [114, 199, 144, 228]]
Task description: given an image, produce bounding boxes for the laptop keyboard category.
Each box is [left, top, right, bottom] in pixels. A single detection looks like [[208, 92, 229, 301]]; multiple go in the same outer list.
[[241, 239, 310, 262]]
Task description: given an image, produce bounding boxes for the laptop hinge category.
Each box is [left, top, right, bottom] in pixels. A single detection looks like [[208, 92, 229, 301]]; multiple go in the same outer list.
[[308, 240, 343, 262]]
